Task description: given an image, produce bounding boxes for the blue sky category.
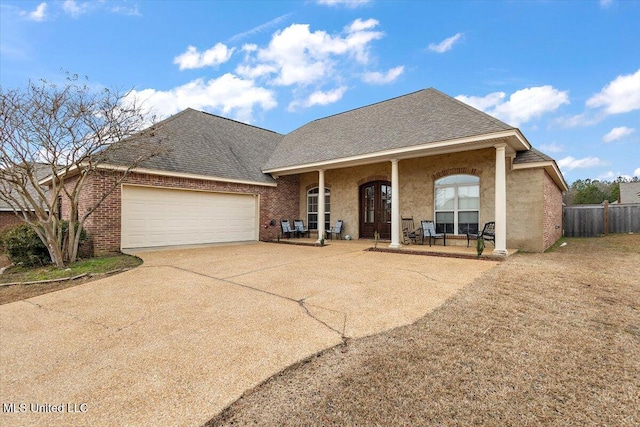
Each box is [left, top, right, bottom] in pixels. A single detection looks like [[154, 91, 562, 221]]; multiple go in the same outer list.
[[1, 0, 639, 183]]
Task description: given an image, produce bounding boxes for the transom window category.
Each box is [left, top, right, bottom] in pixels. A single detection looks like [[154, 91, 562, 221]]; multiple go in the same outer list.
[[435, 174, 479, 235], [307, 187, 330, 230]]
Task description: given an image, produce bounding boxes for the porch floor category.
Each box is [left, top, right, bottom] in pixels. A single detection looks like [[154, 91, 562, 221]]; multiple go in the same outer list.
[[273, 237, 517, 260]]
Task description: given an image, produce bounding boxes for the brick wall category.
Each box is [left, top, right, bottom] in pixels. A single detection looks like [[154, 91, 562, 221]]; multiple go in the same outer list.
[[0, 212, 24, 230], [542, 171, 563, 250], [74, 171, 299, 255]]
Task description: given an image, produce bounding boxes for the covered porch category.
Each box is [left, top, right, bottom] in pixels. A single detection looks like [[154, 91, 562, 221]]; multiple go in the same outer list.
[[273, 139, 519, 257], [273, 236, 518, 260]]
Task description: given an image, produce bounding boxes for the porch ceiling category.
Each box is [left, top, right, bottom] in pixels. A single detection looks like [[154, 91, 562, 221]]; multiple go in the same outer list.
[[266, 131, 526, 177]]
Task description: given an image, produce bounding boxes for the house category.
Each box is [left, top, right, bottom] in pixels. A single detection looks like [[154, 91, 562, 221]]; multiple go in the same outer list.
[[56, 88, 567, 255], [619, 182, 640, 204], [0, 164, 53, 230]]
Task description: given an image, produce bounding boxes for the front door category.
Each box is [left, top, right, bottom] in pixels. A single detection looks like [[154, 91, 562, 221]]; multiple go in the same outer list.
[[359, 181, 392, 239]]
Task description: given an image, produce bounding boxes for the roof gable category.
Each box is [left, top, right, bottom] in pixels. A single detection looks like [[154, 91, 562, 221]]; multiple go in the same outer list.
[[102, 108, 282, 185], [264, 88, 515, 171]]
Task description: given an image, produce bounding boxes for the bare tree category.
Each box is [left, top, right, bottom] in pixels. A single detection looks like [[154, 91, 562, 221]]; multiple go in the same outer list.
[[0, 73, 162, 267]]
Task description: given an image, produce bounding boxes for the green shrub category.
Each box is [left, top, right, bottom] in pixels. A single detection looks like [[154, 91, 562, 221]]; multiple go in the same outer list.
[[0, 226, 13, 253], [0, 221, 87, 266], [1, 223, 50, 266]]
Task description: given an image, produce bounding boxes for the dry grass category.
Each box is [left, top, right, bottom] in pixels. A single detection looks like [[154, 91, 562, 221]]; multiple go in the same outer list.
[[208, 234, 640, 426], [0, 254, 142, 305]]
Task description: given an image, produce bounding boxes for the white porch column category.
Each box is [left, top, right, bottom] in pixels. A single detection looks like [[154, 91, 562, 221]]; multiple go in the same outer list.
[[389, 159, 402, 249], [317, 169, 326, 243], [493, 144, 508, 256]]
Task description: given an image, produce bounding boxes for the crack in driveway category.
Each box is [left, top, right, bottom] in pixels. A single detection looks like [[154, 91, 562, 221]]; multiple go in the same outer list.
[[23, 300, 111, 330], [219, 247, 366, 281], [162, 265, 348, 340]]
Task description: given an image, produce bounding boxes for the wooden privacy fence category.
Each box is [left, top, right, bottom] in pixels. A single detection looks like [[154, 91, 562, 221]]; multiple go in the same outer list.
[[564, 202, 640, 237]]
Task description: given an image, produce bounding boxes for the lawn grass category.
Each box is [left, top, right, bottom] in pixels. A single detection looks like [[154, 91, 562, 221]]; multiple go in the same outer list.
[[0, 254, 142, 304], [208, 234, 640, 426]]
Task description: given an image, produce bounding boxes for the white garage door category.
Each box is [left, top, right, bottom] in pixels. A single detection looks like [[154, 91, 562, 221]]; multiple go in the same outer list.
[[121, 185, 258, 249]]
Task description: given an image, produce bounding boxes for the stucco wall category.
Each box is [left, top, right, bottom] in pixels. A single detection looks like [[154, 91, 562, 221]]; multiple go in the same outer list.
[[297, 149, 557, 252], [299, 163, 391, 238], [298, 148, 497, 241], [506, 168, 544, 252]]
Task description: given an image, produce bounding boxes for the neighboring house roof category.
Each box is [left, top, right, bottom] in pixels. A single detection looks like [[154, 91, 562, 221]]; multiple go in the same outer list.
[[102, 108, 282, 185], [619, 182, 640, 203], [264, 88, 518, 171], [0, 163, 53, 212]]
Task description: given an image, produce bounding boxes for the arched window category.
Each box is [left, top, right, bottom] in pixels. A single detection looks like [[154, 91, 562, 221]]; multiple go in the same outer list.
[[307, 187, 330, 230], [435, 174, 479, 235]]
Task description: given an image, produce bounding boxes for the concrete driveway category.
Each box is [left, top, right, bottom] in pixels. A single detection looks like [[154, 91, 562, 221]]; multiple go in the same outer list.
[[0, 242, 496, 426]]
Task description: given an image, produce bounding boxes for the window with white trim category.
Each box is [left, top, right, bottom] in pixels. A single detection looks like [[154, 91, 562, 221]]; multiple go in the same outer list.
[[307, 187, 330, 230], [435, 174, 479, 235]]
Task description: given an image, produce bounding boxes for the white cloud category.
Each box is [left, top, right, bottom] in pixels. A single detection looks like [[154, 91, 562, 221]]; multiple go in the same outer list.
[[228, 13, 293, 43], [428, 33, 463, 53], [62, 0, 88, 18], [238, 19, 383, 86], [634, 167, 640, 177], [21, 2, 47, 21], [456, 92, 505, 111], [600, 0, 613, 7], [586, 69, 640, 115], [242, 44, 258, 53], [110, 4, 141, 16], [457, 86, 569, 127], [555, 70, 640, 128], [603, 126, 635, 142], [288, 86, 347, 111], [127, 74, 277, 123], [316, 0, 371, 8], [362, 66, 404, 84], [554, 113, 600, 128], [348, 18, 378, 32], [597, 171, 632, 181], [173, 43, 235, 70], [307, 86, 347, 105], [235, 63, 277, 79], [539, 142, 564, 153], [492, 86, 569, 126], [557, 156, 607, 171], [19, 0, 141, 22]]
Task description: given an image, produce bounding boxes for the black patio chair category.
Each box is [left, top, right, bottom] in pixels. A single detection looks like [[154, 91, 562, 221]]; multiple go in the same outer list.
[[467, 221, 495, 247]]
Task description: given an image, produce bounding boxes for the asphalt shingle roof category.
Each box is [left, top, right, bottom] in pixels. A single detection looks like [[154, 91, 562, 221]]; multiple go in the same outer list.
[[103, 109, 282, 184], [513, 148, 554, 164], [263, 88, 515, 170], [0, 164, 53, 211]]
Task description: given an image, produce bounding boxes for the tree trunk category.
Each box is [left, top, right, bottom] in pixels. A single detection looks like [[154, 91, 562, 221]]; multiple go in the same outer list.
[[39, 224, 66, 268], [66, 220, 83, 263]]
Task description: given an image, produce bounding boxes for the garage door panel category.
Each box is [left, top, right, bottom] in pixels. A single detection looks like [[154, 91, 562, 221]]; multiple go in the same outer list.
[[121, 186, 257, 249]]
